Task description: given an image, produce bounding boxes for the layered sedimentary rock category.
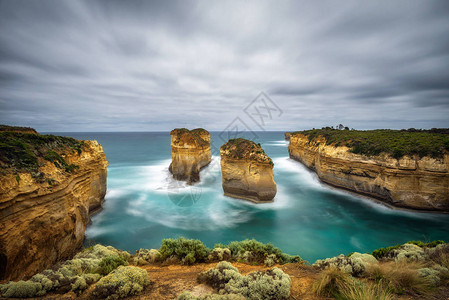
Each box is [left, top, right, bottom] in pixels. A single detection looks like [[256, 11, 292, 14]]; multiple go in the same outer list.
[[169, 128, 211, 184], [220, 139, 276, 203], [0, 132, 108, 281], [288, 133, 449, 211]]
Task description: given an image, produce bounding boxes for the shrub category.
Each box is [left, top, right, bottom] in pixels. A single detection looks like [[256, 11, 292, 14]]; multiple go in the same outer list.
[[130, 249, 160, 265], [313, 252, 377, 276], [208, 247, 232, 262], [98, 255, 129, 275], [215, 239, 301, 265], [0, 244, 129, 298], [91, 266, 150, 299], [159, 237, 210, 265], [0, 280, 45, 298], [197, 261, 291, 300]]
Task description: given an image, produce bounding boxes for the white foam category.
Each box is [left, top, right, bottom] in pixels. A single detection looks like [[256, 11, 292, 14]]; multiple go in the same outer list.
[[273, 157, 323, 189], [264, 140, 289, 147]]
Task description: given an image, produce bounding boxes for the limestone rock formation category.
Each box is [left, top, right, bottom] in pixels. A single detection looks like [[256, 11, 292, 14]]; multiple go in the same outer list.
[[288, 133, 449, 211], [284, 132, 291, 141], [169, 128, 211, 184], [0, 129, 108, 280], [220, 139, 276, 202]]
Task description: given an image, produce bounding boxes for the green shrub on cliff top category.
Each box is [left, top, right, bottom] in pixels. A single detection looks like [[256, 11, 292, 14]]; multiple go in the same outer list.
[[159, 237, 210, 265], [372, 240, 445, 259], [0, 131, 84, 173], [291, 128, 449, 159], [215, 239, 301, 265]]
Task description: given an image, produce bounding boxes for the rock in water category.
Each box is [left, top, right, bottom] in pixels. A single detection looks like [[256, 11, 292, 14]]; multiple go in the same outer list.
[[169, 128, 211, 184], [220, 138, 276, 202]]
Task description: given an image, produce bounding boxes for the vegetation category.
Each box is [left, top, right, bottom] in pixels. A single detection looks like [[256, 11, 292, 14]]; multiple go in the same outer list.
[[155, 237, 300, 266], [91, 266, 150, 299], [214, 239, 301, 265], [290, 128, 449, 159], [220, 138, 273, 165], [0, 245, 131, 298], [195, 261, 291, 300], [170, 128, 210, 146], [372, 240, 445, 259], [313, 252, 378, 276], [158, 237, 210, 265], [0, 125, 37, 133], [0, 130, 84, 174]]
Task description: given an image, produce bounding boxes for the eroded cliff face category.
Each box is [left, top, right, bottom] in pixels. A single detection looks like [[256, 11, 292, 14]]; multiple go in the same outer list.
[[220, 139, 276, 203], [0, 140, 108, 281], [169, 128, 211, 184], [288, 133, 449, 211]]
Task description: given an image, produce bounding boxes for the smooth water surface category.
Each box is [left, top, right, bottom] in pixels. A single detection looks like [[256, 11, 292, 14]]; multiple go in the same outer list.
[[53, 132, 449, 262]]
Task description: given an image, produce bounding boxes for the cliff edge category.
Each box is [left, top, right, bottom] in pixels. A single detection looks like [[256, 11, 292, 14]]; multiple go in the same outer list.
[[0, 127, 108, 280], [287, 129, 449, 211], [220, 139, 276, 202], [169, 128, 211, 184]]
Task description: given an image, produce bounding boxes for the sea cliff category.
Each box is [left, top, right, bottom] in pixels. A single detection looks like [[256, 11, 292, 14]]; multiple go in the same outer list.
[[288, 131, 449, 211], [0, 128, 108, 280], [220, 139, 276, 202], [169, 128, 211, 184]]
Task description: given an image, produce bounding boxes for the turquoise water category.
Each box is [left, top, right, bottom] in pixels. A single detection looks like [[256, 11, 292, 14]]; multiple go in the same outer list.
[[55, 132, 449, 263]]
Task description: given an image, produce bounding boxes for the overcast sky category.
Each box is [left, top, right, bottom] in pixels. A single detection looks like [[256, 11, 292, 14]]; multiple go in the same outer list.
[[0, 0, 448, 132]]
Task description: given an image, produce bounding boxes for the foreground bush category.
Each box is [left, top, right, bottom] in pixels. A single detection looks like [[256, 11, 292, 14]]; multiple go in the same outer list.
[[0, 244, 129, 298], [372, 240, 445, 260], [159, 237, 210, 265], [157, 237, 301, 266], [130, 249, 160, 265], [91, 266, 150, 299], [313, 252, 377, 276], [214, 239, 301, 265], [194, 261, 291, 300]]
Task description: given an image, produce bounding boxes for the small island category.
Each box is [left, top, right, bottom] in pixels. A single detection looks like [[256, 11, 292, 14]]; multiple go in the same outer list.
[[169, 128, 211, 184], [287, 128, 449, 211], [220, 138, 276, 203]]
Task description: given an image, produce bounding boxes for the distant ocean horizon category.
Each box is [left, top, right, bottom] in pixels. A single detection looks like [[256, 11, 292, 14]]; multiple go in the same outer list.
[[47, 131, 449, 262]]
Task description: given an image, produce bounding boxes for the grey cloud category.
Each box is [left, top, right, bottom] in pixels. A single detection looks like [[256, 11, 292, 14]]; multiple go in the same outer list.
[[0, 0, 448, 132]]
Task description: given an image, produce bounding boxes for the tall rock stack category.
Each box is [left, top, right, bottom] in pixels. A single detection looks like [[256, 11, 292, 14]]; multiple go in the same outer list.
[[169, 128, 211, 184], [220, 138, 276, 203]]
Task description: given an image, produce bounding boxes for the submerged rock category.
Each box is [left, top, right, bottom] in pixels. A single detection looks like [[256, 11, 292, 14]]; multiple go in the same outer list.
[[169, 128, 211, 184], [220, 138, 276, 202]]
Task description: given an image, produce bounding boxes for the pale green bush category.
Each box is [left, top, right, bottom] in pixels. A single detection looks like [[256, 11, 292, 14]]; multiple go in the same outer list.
[[0, 244, 129, 298], [130, 249, 160, 265], [208, 248, 232, 262], [0, 280, 45, 298], [313, 252, 378, 276], [197, 261, 291, 299], [91, 266, 150, 299], [392, 244, 427, 262]]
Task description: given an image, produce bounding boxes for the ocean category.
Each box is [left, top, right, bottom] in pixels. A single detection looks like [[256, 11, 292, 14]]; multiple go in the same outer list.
[[52, 131, 449, 263]]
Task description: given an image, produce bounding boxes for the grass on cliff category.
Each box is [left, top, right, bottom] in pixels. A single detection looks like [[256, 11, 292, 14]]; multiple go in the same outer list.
[[290, 128, 449, 159], [220, 138, 273, 165], [0, 131, 83, 174]]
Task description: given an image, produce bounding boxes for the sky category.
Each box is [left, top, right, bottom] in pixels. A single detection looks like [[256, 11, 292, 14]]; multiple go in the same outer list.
[[0, 0, 448, 132]]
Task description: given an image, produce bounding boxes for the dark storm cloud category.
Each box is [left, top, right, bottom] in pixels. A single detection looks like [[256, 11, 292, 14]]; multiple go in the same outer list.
[[0, 0, 448, 131]]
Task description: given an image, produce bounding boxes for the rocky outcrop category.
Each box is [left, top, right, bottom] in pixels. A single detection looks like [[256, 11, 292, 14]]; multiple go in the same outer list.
[[288, 133, 449, 211], [169, 128, 211, 184], [220, 139, 276, 203], [0, 133, 108, 281], [284, 132, 291, 141]]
